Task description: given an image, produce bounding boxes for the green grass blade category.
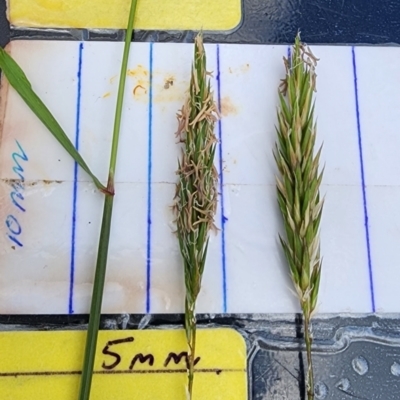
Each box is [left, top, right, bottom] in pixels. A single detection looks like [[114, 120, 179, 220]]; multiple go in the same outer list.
[[77, 1, 138, 399], [0, 47, 106, 193]]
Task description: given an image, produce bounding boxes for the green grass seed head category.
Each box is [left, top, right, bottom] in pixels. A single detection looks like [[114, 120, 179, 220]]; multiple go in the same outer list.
[[275, 33, 323, 400], [173, 32, 219, 400]]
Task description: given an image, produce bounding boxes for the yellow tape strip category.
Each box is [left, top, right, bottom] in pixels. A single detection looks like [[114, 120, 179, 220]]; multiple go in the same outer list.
[[9, 0, 242, 31], [0, 328, 247, 399]]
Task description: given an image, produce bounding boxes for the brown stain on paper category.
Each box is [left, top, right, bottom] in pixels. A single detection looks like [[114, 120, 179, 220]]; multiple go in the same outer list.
[[127, 65, 149, 78], [220, 96, 238, 117], [228, 63, 250, 75], [154, 73, 187, 104], [2, 178, 62, 187], [127, 65, 150, 100], [133, 84, 147, 97], [164, 76, 174, 90], [126, 66, 187, 104]]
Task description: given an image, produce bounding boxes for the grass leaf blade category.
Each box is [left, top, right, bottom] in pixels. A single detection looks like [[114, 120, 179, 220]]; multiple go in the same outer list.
[[0, 47, 106, 192]]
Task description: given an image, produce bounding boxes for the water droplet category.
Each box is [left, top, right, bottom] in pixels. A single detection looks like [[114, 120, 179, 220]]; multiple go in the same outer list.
[[103, 318, 118, 329], [138, 314, 152, 330], [352, 356, 369, 376], [119, 313, 130, 330], [314, 381, 328, 399], [391, 362, 400, 377], [336, 378, 351, 391]]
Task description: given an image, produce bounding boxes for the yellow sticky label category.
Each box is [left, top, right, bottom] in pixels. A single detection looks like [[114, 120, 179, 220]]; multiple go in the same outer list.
[[8, 0, 242, 31], [0, 329, 247, 399]]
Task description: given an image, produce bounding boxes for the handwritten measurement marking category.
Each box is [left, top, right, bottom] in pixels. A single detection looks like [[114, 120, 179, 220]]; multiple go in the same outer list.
[[164, 352, 201, 368], [130, 353, 155, 370], [5, 140, 28, 248], [102, 337, 135, 370], [100, 336, 202, 371]]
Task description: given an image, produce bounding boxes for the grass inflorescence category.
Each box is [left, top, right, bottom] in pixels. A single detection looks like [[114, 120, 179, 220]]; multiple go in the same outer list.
[[274, 33, 324, 400], [173, 33, 219, 400]]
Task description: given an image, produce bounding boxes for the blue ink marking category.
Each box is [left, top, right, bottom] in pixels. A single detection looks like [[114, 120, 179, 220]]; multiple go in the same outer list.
[[352, 46, 376, 312], [69, 42, 84, 315], [216, 44, 228, 313], [5, 140, 28, 248], [12, 181, 24, 191], [146, 42, 154, 314], [6, 215, 21, 235], [12, 140, 28, 181], [287, 45, 291, 65], [10, 191, 25, 212], [7, 233, 23, 247]]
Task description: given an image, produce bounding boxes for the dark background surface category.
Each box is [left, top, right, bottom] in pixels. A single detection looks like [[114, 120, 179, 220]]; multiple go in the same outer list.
[[2, 0, 400, 45]]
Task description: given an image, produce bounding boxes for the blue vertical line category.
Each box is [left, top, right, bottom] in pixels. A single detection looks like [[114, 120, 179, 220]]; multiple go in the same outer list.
[[216, 44, 228, 313], [69, 42, 84, 314], [146, 42, 154, 314], [351, 46, 376, 312]]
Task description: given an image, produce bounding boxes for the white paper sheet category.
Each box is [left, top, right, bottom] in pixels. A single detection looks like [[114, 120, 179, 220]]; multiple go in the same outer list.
[[0, 41, 396, 314]]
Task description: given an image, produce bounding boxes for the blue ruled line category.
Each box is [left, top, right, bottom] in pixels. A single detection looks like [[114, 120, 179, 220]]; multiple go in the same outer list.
[[351, 46, 376, 312], [69, 42, 84, 314], [146, 42, 154, 314], [216, 44, 228, 313]]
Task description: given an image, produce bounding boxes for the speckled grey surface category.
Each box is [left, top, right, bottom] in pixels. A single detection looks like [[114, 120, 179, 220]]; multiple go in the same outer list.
[[246, 315, 400, 399]]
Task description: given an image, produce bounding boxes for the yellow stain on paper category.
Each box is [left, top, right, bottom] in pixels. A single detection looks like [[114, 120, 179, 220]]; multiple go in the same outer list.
[[0, 329, 247, 400], [9, 0, 242, 31]]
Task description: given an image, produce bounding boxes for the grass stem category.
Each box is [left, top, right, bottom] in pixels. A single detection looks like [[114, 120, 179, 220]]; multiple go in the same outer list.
[[77, 2, 138, 399], [303, 305, 314, 400], [108, 0, 137, 183], [77, 194, 114, 400]]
